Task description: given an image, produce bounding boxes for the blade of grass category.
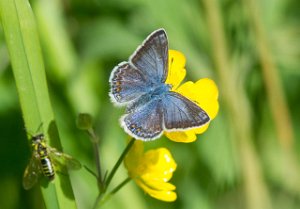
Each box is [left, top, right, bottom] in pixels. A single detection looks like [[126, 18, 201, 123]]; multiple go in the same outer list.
[[245, 0, 300, 197], [33, 0, 76, 82], [202, 0, 272, 209], [0, 0, 77, 208], [245, 0, 294, 150]]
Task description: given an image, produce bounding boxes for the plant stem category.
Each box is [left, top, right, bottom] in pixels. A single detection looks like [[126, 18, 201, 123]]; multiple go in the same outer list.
[[92, 193, 104, 209], [92, 138, 135, 208], [109, 177, 131, 195], [104, 138, 135, 191], [93, 177, 132, 209], [87, 128, 103, 191]]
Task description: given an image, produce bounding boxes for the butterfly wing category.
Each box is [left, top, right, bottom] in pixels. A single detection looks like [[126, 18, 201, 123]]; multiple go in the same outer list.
[[130, 29, 169, 84], [162, 92, 210, 130], [109, 29, 169, 105], [121, 98, 164, 141], [109, 62, 151, 105]]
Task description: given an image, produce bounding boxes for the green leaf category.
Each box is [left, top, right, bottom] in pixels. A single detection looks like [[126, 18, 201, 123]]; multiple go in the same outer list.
[[0, 0, 78, 208]]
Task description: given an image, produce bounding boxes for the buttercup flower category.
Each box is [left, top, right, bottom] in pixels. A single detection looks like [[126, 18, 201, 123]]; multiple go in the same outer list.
[[165, 50, 219, 143], [124, 140, 177, 201]]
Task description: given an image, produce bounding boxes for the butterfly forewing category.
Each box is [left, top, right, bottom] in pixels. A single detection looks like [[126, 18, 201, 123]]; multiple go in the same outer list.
[[130, 29, 168, 84], [162, 92, 210, 130], [109, 62, 151, 104]]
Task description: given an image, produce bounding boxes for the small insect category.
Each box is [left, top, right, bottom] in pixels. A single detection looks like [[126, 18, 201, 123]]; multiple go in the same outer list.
[[23, 133, 81, 190]]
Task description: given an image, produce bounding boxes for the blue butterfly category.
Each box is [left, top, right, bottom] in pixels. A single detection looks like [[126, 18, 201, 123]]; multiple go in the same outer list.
[[109, 29, 210, 141]]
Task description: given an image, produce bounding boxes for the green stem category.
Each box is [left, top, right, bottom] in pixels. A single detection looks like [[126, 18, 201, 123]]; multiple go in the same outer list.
[[109, 177, 131, 195], [87, 128, 103, 191], [94, 177, 132, 209], [104, 138, 135, 191], [92, 193, 104, 209]]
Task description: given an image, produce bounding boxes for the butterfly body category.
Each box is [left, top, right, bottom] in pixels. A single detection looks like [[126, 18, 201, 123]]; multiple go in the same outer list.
[[148, 83, 171, 98], [127, 83, 171, 110], [110, 29, 210, 141]]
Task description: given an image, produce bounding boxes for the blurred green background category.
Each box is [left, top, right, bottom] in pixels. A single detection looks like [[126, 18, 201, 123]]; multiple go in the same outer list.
[[0, 0, 300, 208]]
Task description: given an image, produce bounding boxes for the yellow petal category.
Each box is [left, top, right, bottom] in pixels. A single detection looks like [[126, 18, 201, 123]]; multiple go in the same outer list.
[[193, 123, 210, 134], [136, 179, 177, 202], [194, 78, 219, 119], [141, 170, 173, 183], [164, 130, 197, 143], [140, 148, 177, 179], [165, 122, 211, 142], [165, 50, 186, 90], [148, 190, 177, 202], [143, 148, 176, 168], [195, 78, 219, 101], [174, 81, 197, 101], [176, 78, 219, 119], [124, 140, 144, 174], [139, 177, 176, 190], [126, 145, 178, 202]]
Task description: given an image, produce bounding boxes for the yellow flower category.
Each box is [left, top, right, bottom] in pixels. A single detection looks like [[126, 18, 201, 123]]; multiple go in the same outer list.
[[124, 140, 177, 202], [165, 50, 219, 143]]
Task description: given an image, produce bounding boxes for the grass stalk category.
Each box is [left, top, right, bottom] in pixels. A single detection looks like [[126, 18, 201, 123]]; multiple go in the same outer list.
[[0, 0, 77, 208], [202, 0, 272, 208], [245, 0, 294, 150]]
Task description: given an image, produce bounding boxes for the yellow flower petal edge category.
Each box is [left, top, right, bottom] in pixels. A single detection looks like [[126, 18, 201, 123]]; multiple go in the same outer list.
[[165, 130, 196, 143], [124, 140, 144, 177], [139, 178, 176, 191], [136, 179, 177, 202], [139, 182, 177, 202], [124, 140, 177, 202], [165, 50, 186, 90]]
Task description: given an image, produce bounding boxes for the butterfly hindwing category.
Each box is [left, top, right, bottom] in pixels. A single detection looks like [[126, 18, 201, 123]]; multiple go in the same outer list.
[[162, 92, 210, 130], [130, 29, 168, 84], [121, 98, 164, 141]]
